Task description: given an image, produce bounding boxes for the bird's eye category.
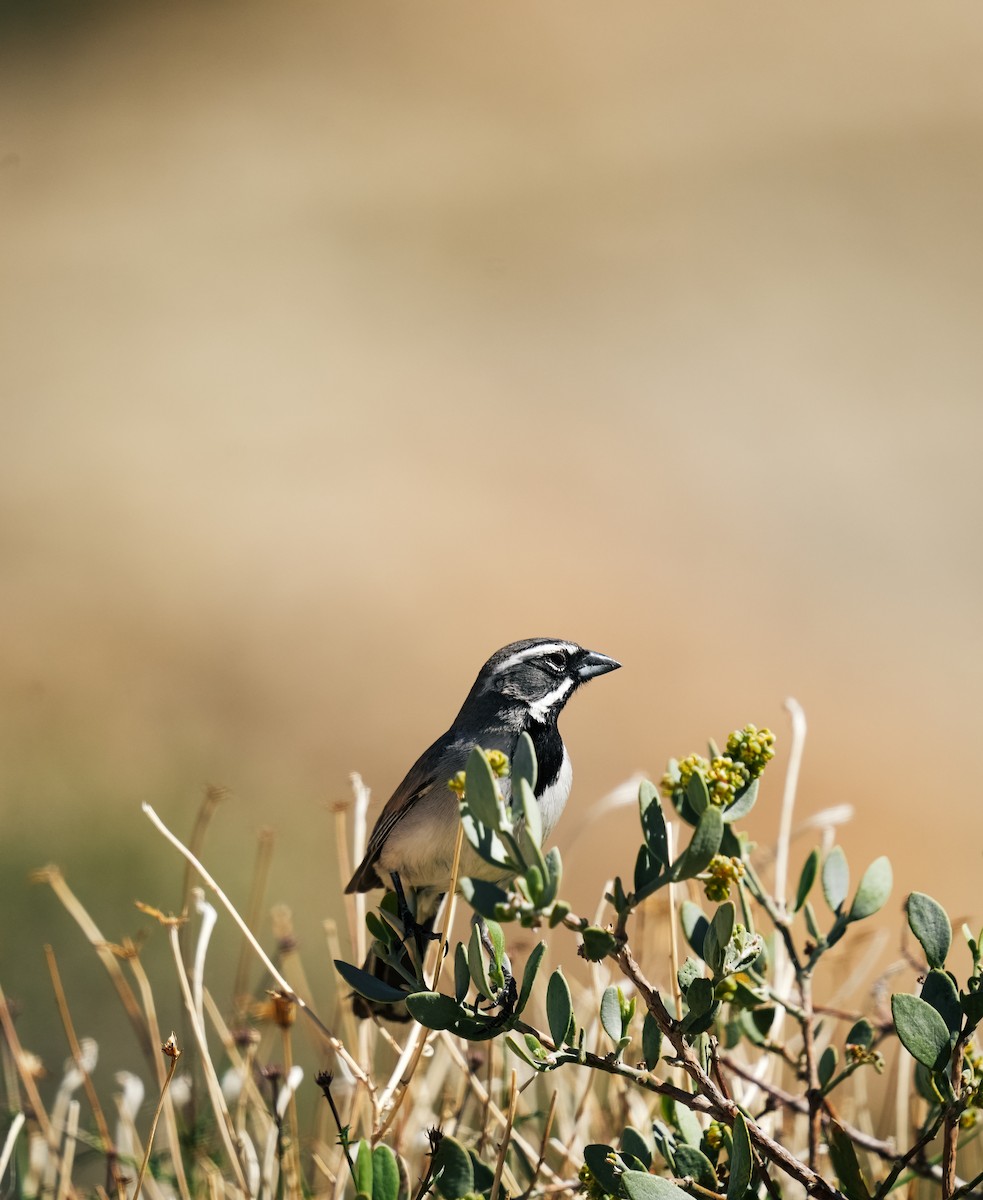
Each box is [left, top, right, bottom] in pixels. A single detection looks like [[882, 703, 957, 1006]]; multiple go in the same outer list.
[[544, 652, 567, 672]]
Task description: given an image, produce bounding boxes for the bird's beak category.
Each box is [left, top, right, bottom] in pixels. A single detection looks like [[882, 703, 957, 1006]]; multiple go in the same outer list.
[[576, 650, 621, 681]]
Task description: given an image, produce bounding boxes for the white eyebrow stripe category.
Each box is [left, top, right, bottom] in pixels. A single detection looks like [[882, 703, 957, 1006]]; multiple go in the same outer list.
[[528, 676, 575, 722], [494, 642, 579, 673]]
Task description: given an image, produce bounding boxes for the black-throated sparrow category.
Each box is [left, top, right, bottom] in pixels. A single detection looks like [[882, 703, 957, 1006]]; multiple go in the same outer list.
[[346, 637, 620, 921]]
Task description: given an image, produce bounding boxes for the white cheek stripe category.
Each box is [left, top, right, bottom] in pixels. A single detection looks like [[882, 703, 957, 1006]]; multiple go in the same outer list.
[[527, 676, 575, 722], [495, 641, 579, 674]]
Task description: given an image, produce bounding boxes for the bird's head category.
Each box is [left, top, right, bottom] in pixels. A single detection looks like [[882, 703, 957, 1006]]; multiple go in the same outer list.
[[460, 637, 621, 725]]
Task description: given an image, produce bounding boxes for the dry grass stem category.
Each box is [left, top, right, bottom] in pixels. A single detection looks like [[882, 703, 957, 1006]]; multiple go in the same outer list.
[[32, 868, 154, 1066], [489, 1070, 517, 1200], [233, 828, 276, 1011], [44, 945, 125, 1200], [131, 1036, 181, 1200], [0, 979, 53, 1140], [142, 802, 371, 1094], [54, 1098, 79, 1200], [166, 924, 250, 1196]]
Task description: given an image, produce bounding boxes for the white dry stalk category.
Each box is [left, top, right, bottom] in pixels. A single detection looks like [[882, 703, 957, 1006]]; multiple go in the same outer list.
[[192, 889, 218, 1039], [166, 925, 250, 1196], [125, 958, 191, 1200], [45, 1039, 97, 1195], [54, 1099, 79, 1200], [115, 1071, 145, 1160], [0, 1112, 25, 1184], [24, 1129, 47, 1198], [766, 699, 807, 1057], [239, 1131, 260, 1200], [350, 772, 370, 967], [142, 803, 371, 1096]]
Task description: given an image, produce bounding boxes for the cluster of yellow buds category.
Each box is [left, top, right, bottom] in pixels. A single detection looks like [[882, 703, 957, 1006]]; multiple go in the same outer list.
[[448, 748, 510, 795], [662, 753, 748, 810], [704, 854, 745, 902], [959, 1040, 983, 1124], [845, 1042, 884, 1071], [726, 724, 776, 779], [661, 727, 776, 814], [705, 756, 751, 807], [704, 1121, 725, 1151]]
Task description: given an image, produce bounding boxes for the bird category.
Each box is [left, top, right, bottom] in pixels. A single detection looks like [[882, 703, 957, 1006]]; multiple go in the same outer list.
[[346, 637, 621, 928]]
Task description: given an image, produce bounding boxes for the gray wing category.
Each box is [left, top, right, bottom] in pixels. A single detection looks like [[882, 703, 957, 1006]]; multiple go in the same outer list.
[[344, 725, 516, 893]]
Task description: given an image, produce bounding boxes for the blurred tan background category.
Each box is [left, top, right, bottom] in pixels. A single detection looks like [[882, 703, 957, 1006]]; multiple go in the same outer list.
[[2, 0, 982, 1076]]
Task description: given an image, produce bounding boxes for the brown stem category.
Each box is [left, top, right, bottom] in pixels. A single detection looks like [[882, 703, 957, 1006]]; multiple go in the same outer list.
[[719, 1053, 897, 1161], [615, 944, 848, 1200], [44, 946, 126, 1200], [800, 972, 822, 1173], [942, 1029, 970, 1199]]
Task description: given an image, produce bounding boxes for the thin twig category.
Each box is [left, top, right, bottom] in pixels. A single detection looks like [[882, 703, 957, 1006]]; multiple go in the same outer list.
[[166, 923, 250, 1195], [45, 945, 125, 1200], [873, 1105, 949, 1199], [616, 944, 848, 1200], [232, 828, 275, 1011], [0, 980, 52, 1139], [490, 1071, 517, 1200], [141, 803, 371, 1095], [32, 868, 155, 1066], [124, 946, 192, 1200], [132, 1037, 181, 1200]]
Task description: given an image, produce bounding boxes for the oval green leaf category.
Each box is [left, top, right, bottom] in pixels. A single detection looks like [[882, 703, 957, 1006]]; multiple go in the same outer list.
[[334, 959, 407, 1005], [906, 892, 951, 969], [818, 1045, 838, 1090], [822, 846, 850, 914], [583, 1145, 622, 1197], [722, 777, 758, 824], [891, 992, 951, 1070], [464, 746, 504, 829], [672, 805, 724, 882], [405, 991, 464, 1031], [599, 985, 622, 1048], [727, 1112, 753, 1200], [433, 1134, 474, 1200], [517, 941, 547, 1014], [639, 780, 669, 865], [547, 968, 574, 1047], [642, 1012, 663, 1069], [620, 1127, 652, 1171], [849, 857, 892, 922], [921, 969, 961, 1038], [372, 1145, 401, 1200], [622, 1173, 691, 1200], [794, 848, 820, 913], [512, 731, 537, 796], [674, 1144, 718, 1189]]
